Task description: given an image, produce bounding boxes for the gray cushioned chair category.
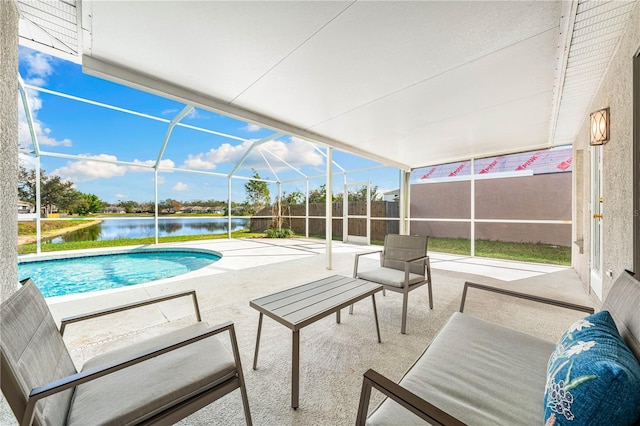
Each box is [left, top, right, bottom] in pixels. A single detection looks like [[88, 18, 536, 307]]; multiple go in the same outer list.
[[1, 279, 252, 426], [352, 234, 433, 334]]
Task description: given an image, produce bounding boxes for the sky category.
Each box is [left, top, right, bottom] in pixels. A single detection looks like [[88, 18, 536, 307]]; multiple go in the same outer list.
[[17, 46, 399, 205]]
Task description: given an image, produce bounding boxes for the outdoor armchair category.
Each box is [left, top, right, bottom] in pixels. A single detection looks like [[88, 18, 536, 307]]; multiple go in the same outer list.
[[352, 234, 433, 334], [1, 279, 252, 426]]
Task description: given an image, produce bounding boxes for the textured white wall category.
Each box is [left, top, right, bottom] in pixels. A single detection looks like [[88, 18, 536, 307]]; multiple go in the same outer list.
[[0, 0, 19, 302], [572, 3, 640, 301]]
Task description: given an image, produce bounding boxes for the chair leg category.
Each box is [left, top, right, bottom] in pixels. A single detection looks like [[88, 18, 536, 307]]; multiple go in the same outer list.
[[229, 325, 253, 426], [401, 292, 408, 334], [426, 259, 433, 309]]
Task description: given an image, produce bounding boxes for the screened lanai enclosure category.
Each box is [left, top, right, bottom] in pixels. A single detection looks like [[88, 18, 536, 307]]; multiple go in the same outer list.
[[17, 63, 405, 254], [17, 54, 576, 261], [14, 0, 638, 266]]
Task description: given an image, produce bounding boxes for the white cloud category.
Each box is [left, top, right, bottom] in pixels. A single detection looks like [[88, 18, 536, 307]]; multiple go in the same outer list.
[[156, 176, 166, 184], [173, 182, 189, 191], [51, 154, 127, 182], [51, 155, 177, 182], [21, 51, 54, 85], [131, 158, 175, 170], [181, 137, 322, 171], [243, 123, 262, 132], [18, 50, 72, 149], [115, 193, 128, 199]]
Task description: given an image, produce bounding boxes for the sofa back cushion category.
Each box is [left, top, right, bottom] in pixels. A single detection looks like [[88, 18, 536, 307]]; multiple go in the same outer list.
[[601, 270, 640, 363], [1, 279, 77, 425]]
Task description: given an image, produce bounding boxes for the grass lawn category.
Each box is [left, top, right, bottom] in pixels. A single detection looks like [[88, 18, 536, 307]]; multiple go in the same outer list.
[[18, 230, 266, 255], [18, 219, 93, 235], [428, 237, 571, 266]]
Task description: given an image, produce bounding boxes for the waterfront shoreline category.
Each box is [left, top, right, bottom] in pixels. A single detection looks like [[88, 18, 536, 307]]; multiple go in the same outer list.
[[18, 220, 102, 246]]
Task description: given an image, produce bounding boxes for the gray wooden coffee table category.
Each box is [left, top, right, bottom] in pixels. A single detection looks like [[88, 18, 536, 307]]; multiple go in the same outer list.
[[250, 275, 383, 409]]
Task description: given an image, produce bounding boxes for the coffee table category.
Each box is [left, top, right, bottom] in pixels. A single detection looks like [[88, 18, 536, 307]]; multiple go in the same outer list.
[[250, 275, 383, 408]]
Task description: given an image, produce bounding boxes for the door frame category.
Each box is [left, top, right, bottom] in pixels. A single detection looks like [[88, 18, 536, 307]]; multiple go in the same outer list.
[[590, 144, 604, 300], [633, 51, 639, 274], [343, 181, 370, 245]]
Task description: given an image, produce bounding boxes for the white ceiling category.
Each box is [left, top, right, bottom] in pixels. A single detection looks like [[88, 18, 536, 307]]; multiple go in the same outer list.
[[17, 0, 638, 170]]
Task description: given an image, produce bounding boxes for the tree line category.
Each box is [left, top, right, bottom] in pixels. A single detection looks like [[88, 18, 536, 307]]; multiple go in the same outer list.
[[18, 167, 382, 217]]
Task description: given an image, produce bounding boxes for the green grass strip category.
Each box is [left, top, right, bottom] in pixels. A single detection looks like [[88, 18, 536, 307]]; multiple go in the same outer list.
[[18, 230, 265, 255]]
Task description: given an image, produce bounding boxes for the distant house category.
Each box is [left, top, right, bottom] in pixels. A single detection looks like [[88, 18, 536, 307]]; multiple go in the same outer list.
[[103, 205, 126, 214], [17, 200, 34, 214], [382, 189, 399, 202]]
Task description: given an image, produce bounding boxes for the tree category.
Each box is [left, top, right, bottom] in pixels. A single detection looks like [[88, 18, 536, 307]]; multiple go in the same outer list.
[[282, 190, 304, 205], [118, 200, 139, 214], [18, 166, 79, 214], [244, 170, 271, 214], [158, 198, 181, 213], [18, 166, 36, 205], [348, 185, 381, 202], [74, 193, 105, 215], [308, 184, 337, 204]]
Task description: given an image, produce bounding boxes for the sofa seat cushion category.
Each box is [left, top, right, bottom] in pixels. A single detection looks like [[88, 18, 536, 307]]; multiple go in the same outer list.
[[67, 322, 236, 426], [367, 312, 555, 425], [544, 310, 640, 425], [358, 267, 425, 288]]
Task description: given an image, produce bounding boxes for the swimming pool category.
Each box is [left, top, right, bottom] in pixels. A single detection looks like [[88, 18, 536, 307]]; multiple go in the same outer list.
[[18, 249, 221, 298]]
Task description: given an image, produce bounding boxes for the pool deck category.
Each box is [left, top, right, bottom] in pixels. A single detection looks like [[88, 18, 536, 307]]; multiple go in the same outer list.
[[3, 238, 594, 425]]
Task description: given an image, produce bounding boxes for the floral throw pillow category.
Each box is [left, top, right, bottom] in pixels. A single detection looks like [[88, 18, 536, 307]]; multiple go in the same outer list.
[[543, 310, 640, 425]]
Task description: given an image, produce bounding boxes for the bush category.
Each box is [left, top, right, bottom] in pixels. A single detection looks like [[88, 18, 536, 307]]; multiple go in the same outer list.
[[266, 227, 294, 238]]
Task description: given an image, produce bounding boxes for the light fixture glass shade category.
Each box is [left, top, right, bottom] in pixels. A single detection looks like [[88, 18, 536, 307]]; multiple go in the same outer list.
[[590, 108, 609, 145]]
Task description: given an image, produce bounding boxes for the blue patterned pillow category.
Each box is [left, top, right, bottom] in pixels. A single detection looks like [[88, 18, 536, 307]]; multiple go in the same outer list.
[[544, 310, 640, 425]]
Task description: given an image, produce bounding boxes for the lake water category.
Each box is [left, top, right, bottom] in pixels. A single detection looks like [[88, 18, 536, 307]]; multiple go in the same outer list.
[[48, 217, 251, 244]]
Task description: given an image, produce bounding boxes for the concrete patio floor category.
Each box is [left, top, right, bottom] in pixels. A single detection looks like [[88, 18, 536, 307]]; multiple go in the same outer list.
[[2, 238, 594, 425]]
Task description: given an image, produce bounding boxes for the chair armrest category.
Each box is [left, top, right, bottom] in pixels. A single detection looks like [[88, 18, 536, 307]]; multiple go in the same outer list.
[[353, 250, 383, 278], [23, 321, 236, 426], [401, 255, 430, 286], [60, 290, 201, 336], [356, 369, 466, 426], [459, 281, 595, 314]]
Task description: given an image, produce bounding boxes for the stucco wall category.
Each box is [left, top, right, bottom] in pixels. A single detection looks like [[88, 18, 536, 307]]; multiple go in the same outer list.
[[572, 3, 640, 301], [0, 0, 19, 302]]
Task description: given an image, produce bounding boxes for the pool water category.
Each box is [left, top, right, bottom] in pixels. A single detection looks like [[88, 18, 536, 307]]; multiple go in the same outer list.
[[18, 250, 221, 298]]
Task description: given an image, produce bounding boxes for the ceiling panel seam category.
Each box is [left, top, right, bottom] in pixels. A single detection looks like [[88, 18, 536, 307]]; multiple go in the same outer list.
[[228, 1, 357, 104]]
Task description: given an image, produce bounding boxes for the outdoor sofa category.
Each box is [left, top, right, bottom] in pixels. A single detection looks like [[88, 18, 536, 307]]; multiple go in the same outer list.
[[356, 270, 640, 425]]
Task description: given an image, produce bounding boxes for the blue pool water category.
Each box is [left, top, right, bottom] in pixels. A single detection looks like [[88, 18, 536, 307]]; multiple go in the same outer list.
[[18, 250, 221, 298]]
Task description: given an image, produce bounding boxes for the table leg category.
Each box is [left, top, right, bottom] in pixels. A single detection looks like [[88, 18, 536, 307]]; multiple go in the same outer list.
[[372, 294, 381, 343], [292, 329, 300, 409], [253, 313, 263, 370]]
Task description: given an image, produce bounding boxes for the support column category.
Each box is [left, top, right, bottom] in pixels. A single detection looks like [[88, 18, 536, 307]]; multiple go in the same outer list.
[[0, 0, 19, 301], [470, 159, 475, 257], [326, 148, 333, 270], [399, 170, 410, 235]]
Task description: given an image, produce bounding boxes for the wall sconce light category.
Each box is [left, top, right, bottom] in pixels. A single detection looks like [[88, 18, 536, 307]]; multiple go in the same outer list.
[[590, 107, 610, 145]]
